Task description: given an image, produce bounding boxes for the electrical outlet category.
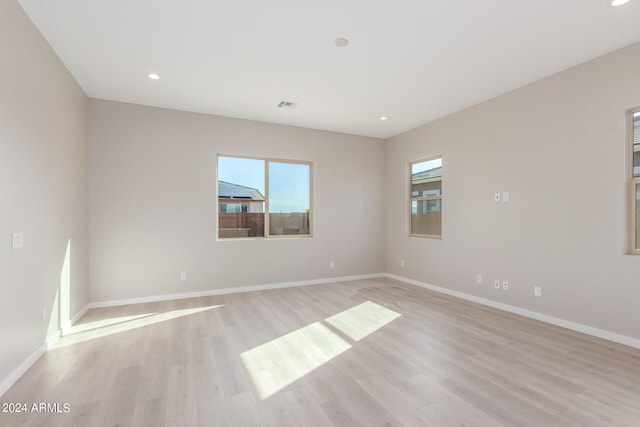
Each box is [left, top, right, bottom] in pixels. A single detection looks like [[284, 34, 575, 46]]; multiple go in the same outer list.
[[534, 286, 542, 297], [494, 193, 501, 202], [494, 280, 500, 289], [502, 281, 509, 291], [180, 272, 187, 281], [502, 192, 509, 202], [476, 274, 482, 284]]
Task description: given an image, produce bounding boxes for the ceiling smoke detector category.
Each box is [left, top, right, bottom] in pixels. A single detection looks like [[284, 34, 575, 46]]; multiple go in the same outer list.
[[277, 100, 298, 109]]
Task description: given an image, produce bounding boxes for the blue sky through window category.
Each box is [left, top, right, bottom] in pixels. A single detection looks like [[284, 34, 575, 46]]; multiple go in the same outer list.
[[218, 156, 310, 213], [412, 157, 442, 175], [269, 162, 310, 213], [218, 156, 265, 193]]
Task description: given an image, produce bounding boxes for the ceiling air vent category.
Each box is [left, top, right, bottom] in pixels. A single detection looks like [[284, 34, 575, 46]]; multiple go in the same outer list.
[[277, 100, 298, 109]]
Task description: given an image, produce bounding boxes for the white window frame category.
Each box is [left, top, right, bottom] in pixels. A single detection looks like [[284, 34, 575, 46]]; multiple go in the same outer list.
[[408, 156, 442, 239], [217, 154, 314, 240], [628, 107, 640, 254]]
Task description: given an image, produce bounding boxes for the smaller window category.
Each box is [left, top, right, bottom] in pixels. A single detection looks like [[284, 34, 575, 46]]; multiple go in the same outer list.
[[629, 108, 640, 253], [409, 157, 442, 238]]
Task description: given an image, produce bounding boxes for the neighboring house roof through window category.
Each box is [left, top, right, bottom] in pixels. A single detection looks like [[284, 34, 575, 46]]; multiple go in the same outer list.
[[218, 181, 265, 201], [412, 167, 442, 183]]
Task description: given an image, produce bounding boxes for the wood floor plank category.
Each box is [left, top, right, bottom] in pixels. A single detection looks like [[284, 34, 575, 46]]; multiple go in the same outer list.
[[439, 370, 563, 426], [99, 364, 144, 427], [227, 391, 266, 427], [193, 372, 232, 427], [283, 386, 335, 427], [164, 364, 198, 427], [402, 372, 506, 426], [258, 393, 301, 427], [138, 335, 171, 401], [131, 397, 166, 427], [320, 391, 403, 427], [211, 332, 253, 397], [355, 375, 433, 426], [2, 278, 640, 426], [418, 401, 500, 427], [460, 354, 574, 415]]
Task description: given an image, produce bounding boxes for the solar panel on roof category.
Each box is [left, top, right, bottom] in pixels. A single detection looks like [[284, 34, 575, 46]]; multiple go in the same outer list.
[[218, 181, 257, 198]]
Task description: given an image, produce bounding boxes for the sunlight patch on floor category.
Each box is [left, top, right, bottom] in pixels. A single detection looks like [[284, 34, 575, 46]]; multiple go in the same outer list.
[[67, 313, 160, 334], [241, 300, 401, 399], [240, 322, 352, 399], [325, 300, 401, 342], [54, 305, 223, 347]]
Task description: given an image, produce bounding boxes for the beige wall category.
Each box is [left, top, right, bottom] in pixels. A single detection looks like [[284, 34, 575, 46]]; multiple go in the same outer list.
[[88, 100, 385, 302], [385, 42, 640, 340], [0, 0, 88, 388]]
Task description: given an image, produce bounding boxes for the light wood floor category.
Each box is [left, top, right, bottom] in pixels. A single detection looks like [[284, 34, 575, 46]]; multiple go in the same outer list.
[[3, 278, 640, 426]]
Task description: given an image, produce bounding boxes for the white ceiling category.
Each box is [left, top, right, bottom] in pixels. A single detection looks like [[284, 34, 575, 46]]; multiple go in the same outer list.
[[17, 0, 640, 139]]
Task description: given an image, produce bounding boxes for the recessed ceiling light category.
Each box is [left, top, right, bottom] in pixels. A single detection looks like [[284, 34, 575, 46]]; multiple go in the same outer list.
[[610, 0, 630, 6], [379, 116, 389, 121], [147, 73, 160, 80], [334, 38, 349, 48]]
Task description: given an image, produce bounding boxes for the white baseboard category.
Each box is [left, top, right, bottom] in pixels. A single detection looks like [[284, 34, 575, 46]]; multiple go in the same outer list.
[[386, 273, 640, 350], [0, 344, 46, 398], [89, 273, 386, 309], [45, 331, 61, 349], [1, 303, 94, 397], [1, 274, 382, 398], [61, 304, 90, 335], [4, 271, 637, 400]]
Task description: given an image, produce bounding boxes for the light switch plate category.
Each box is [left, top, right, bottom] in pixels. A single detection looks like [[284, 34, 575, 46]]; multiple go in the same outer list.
[[11, 232, 24, 249]]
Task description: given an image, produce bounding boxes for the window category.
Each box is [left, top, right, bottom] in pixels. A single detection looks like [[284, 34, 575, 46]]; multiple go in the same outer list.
[[409, 156, 442, 238], [629, 108, 640, 253], [217, 155, 312, 239], [220, 203, 248, 213]]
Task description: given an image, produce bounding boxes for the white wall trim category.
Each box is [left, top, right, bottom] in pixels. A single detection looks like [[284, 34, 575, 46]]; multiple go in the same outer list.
[[45, 331, 61, 349], [1, 275, 381, 397], [0, 344, 46, 398], [61, 303, 90, 335], [5, 271, 638, 399], [89, 273, 386, 309], [1, 303, 94, 397], [386, 273, 640, 350]]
